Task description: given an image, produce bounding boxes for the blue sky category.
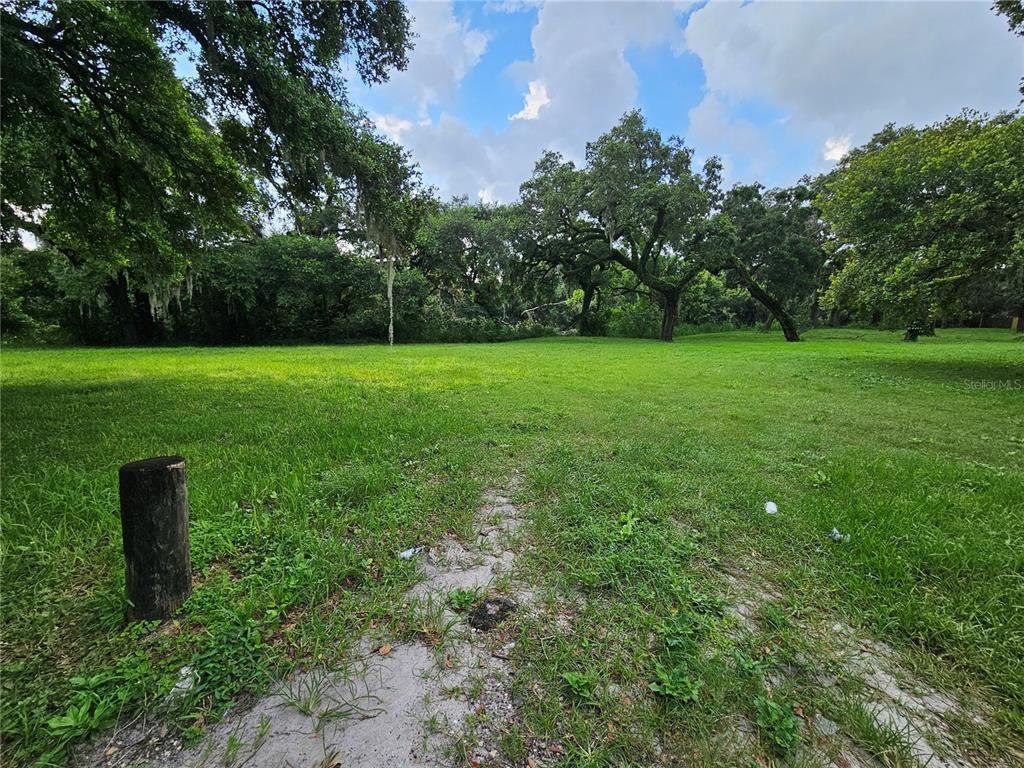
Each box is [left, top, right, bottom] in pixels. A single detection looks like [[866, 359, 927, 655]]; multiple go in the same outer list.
[[351, 1, 1022, 202]]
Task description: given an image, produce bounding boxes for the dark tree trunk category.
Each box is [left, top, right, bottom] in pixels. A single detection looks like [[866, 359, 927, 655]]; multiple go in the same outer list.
[[829, 307, 841, 327], [105, 273, 160, 344], [106, 273, 140, 345], [658, 290, 680, 342], [133, 290, 159, 343], [732, 258, 800, 341], [579, 282, 597, 336], [119, 456, 191, 621]]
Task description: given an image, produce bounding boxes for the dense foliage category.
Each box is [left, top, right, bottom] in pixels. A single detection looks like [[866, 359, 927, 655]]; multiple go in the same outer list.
[[1, 3, 1021, 346], [819, 113, 1024, 339], [1, 0, 415, 342]]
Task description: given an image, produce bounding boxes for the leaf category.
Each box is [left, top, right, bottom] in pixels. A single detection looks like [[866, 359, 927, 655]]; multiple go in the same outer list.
[[377, 643, 393, 657]]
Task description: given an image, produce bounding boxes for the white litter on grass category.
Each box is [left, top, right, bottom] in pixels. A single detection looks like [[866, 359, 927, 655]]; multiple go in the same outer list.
[[398, 545, 425, 560], [828, 528, 851, 543], [162, 666, 195, 707], [764, 501, 778, 515]]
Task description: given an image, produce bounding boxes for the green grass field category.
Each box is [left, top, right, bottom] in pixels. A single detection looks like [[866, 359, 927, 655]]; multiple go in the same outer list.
[[2, 329, 1022, 765]]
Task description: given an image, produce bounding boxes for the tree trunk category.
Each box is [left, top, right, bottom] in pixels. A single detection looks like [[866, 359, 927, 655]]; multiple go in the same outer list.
[[106, 272, 140, 345], [119, 456, 191, 621], [104, 273, 162, 344], [659, 290, 679, 342], [579, 282, 596, 335], [810, 290, 821, 327], [384, 244, 395, 346], [133, 290, 159, 343], [732, 258, 800, 341]]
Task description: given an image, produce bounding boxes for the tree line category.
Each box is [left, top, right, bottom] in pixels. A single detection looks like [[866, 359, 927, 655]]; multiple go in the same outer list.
[[2, 1, 1021, 346]]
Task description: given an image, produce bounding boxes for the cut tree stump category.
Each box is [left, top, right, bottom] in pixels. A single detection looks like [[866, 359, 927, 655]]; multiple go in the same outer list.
[[119, 456, 191, 620]]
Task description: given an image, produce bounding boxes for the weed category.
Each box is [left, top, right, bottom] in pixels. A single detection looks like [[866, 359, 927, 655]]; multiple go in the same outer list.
[[446, 587, 480, 613], [617, 508, 641, 540], [561, 670, 599, 705], [753, 695, 801, 756], [649, 662, 702, 702]]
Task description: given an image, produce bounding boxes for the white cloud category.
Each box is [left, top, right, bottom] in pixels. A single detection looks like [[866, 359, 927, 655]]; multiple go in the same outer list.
[[376, 1, 489, 116], [478, 184, 497, 204], [823, 135, 852, 163], [371, 113, 413, 143], [685, 1, 1021, 143], [386, 1, 683, 200], [509, 80, 550, 120], [687, 92, 776, 183], [365, 1, 1021, 201]]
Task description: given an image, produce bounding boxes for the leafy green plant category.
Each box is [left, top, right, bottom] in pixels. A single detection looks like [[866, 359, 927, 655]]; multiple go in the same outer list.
[[688, 590, 727, 617], [43, 673, 128, 759], [447, 587, 481, 613], [649, 662, 702, 702], [811, 470, 832, 488], [46, 699, 117, 742], [732, 650, 769, 676], [617, 508, 641, 540], [561, 671, 599, 705], [660, 611, 708, 659], [753, 695, 801, 755]]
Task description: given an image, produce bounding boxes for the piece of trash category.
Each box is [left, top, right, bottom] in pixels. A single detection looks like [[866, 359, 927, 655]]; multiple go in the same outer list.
[[162, 665, 196, 707], [764, 501, 778, 515], [828, 527, 850, 543], [398, 545, 424, 560]]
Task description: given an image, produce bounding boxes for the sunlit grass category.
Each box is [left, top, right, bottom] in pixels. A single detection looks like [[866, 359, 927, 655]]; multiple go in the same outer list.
[[1, 328, 1021, 764]]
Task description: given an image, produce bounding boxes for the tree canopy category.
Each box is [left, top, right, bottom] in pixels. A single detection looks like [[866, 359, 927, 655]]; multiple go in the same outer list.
[[1, 4, 1020, 347], [818, 112, 1024, 338], [585, 111, 734, 341], [721, 183, 827, 341], [1, 0, 413, 341]]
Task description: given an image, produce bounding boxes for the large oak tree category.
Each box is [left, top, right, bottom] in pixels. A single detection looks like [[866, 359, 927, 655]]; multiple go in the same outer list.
[[586, 112, 735, 341], [818, 112, 1024, 339], [721, 183, 827, 342], [1, 0, 412, 342]]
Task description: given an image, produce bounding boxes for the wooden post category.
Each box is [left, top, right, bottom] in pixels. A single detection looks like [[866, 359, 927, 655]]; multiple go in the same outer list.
[[119, 456, 191, 620]]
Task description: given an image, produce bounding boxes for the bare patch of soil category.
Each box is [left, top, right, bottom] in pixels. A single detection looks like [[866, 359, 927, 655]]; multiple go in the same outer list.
[[75, 479, 533, 768], [720, 566, 1018, 768]]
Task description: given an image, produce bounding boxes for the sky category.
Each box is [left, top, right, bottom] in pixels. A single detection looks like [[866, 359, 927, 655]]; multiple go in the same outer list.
[[349, 0, 1023, 202]]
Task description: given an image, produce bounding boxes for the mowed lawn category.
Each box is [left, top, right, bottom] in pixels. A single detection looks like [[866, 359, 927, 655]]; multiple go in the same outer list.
[[1, 330, 1021, 765]]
